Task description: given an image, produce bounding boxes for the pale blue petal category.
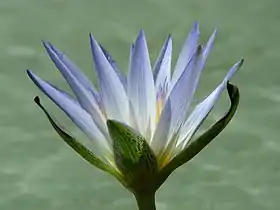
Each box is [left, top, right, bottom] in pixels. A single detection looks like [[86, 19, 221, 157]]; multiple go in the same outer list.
[[90, 34, 129, 122], [46, 42, 101, 104], [128, 30, 156, 138], [151, 99, 171, 155], [128, 43, 135, 82], [128, 100, 139, 131], [167, 46, 203, 137], [169, 27, 217, 108], [165, 29, 218, 137], [171, 22, 199, 89], [43, 42, 107, 135], [46, 82, 79, 106], [99, 44, 127, 89], [128, 43, 135, 84], [153, 35, 172, 82], [176, 59, 244, 148], [27, 70, 110, 150], [202, 28, 217, 64], [153, 35, 172, 98]]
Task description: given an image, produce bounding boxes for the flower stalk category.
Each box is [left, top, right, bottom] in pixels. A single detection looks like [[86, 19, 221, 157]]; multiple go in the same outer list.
[[135, 192, 156, 210]]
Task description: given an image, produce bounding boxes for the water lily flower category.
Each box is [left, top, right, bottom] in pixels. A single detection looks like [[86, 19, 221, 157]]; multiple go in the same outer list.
[[27, 22, 243, 210]]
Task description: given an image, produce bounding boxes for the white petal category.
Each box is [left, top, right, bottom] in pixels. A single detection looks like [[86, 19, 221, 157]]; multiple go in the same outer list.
[[27, 70, 110, 150], [171, 22, 199, 90], [153, 35, 172, 96], [90, 34, 129, 122], [127, 30, 156, 138], [151, 99, 172, 155], [43, 42, 107, 135], [176, 59, 244, 148]]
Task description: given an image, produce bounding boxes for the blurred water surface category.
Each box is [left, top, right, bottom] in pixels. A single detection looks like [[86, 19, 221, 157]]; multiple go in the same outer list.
[[0, 0, 280, 209]]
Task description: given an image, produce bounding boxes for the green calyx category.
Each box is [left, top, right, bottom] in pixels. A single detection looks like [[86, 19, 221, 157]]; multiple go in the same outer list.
[[33, 96, 121, 180], [156, 82, 240, 188], [107, 120, 158, 194]]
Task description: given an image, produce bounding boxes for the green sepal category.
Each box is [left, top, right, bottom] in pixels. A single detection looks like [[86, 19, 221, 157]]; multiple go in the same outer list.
[[107, 120, 158, 194], [33, 96, 120, 179], [156, 82, 240, 188]]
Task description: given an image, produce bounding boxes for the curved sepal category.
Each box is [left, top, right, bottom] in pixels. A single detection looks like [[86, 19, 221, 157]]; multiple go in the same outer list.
[[156, 82, 240, 188], [33, 96, 120, 179], [107, 120, 158, 194]]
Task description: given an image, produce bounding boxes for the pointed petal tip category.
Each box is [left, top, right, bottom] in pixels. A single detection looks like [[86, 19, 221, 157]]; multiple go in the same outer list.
[[224, 58, 244, 82], [42, 41, 51, 50], [166, 34, 172, 43], [26, 69, 35, 81], [89, 34, 104, 57], [41, 40, 46, 46], [26, 70, 45, 90], [209, 28, 218, 41], [234, 58, 244, 70], [42, 41, 57, 57], [190, 21, 200, 35], [136, 29, 146, 42], [213, 27, 218, 34], [193, 21, 199, 30], [89, 33, 97, 46], [234, 58, 244, 69], [139, 28, 145, 35]]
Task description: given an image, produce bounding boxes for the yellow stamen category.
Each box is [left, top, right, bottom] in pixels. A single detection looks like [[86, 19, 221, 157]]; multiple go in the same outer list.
[[160, 152, 172, 169], [156, 97, 163, 124], [101, 107, 108, 119]]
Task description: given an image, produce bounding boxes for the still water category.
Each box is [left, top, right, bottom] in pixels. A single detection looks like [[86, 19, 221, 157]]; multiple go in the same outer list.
[[0, 0, 279, 209]]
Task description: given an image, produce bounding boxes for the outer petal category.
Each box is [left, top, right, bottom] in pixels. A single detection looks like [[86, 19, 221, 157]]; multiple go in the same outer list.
[[166, 46, 203, 138], [171, 22, 199, 89], [176, 59, 244, 148], [153, 35, 172, 96], [27, 70, 110, 150], [43, 42, 107, 135], [127, 30, 156, 139], [170, 26, 217, 96], [128, 43, 135, 74], [99, 44, 127, 89], [47, 42, 101, 103], [202, 28, 217, 64], [90, 34, 129, 122]]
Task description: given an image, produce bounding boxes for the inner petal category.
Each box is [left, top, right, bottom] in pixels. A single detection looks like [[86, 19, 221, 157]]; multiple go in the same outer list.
[[155, 82, 169, 125]]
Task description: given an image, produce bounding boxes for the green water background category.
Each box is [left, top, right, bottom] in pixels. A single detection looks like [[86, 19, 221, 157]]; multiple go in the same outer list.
[[0, 0, 280, 209]]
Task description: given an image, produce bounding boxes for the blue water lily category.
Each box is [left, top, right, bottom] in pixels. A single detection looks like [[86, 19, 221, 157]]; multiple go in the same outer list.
[[27, 22, 242, 208]]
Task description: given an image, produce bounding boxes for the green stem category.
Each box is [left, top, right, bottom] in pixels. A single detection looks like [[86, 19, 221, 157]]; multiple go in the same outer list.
[[135, 192, 156, 210]]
